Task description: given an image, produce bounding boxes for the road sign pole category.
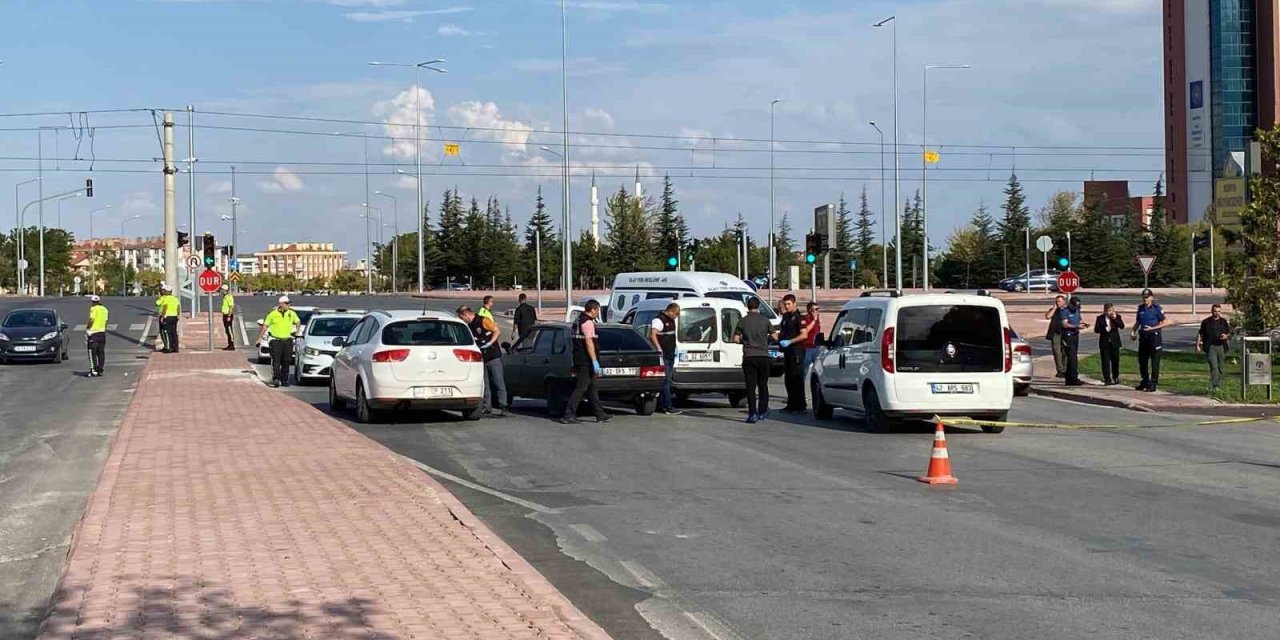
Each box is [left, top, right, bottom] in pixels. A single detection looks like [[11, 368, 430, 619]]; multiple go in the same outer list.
[[1191, 248, 1197, 317], [207, 293, 214, 352]]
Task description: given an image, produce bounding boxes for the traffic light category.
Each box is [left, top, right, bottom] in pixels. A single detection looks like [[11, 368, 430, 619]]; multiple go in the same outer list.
[[1057, 256, 1070, 269], [202, 233, 216, 268], [688, 239, 700, 258], [177, 231, 189, 248], [819, 231, 830, 253], [84, 179, 93, 198], [804, 233, 820, 265], [1193, 230, 1211, 252]]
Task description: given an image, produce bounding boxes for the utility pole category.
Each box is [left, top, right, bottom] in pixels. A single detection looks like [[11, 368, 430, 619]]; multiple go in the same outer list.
[[163, 112, 179, 293], [37, 131, 44, 296], [535, 227, 542, 312], [187, 105, 198, 317]]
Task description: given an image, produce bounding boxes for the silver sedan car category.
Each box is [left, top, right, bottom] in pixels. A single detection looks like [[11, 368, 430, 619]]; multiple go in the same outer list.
[[1010, 329, 1033, 396]]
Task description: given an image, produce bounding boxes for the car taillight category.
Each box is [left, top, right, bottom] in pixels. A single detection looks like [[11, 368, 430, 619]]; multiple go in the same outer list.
[[453, 349, 483, 362], [1003, 328, 1013, 373], [880, 327, 895, 373], [372, 349, 410, 363], [1014, 344, 1032, 356], [640, 365, 665, 378]]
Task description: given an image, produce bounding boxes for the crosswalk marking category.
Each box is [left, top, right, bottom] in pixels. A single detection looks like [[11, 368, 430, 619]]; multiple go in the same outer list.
[[129, 324, 144, 331], [74, 324, 86, 331]]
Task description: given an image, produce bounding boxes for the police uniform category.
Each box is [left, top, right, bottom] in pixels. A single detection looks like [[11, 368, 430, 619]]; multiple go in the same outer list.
[[156, 290, 181, 353], [650, 312, 677, 412], [220, 288, 236, 350], [1058, 303, 1084, 384], [468, 314, 507, 416], [779, 310, 806, 411], [563, 313, 608, 423], [263, 306, 300, 386], [86, 299, 108, 376], [1135, 298, 1166, 391]]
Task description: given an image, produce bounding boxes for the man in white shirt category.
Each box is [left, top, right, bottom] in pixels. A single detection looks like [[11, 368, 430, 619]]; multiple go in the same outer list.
[[648, 303, 682, 415]]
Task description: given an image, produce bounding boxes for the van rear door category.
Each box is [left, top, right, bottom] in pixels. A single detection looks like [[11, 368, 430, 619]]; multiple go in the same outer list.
[[891, 303, 1010, 406]]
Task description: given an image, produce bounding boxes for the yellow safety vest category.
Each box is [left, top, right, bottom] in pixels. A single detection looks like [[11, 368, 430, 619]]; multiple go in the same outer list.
[[88, 305, 108, 334], [221, 294, 235, 315], [156, 294, 180, 318], [264, 308, 300, 339]]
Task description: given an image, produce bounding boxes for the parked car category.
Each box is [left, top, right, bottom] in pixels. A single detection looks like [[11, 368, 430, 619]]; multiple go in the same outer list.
[[998, 269, 1061, 292], [0, 308, 70, 364], [810, 291, 1013, 433], [256, 306, 317, 364], [1010, 329, 1033, 397], [293, 310, 364, 383], [329, 310, 485, 422], [446, 283, 472, 291], [502, 322, 665, 416]]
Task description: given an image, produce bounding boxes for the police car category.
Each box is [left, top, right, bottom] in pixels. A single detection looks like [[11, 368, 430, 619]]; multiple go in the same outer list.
[[293, 310, 364, 383], [256, 305, 317, 364]]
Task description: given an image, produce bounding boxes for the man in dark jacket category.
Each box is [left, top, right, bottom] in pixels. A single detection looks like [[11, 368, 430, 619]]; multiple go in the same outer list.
[[1195, 304, 1231, 390], [513, 293, 537, 340], [1058, 297, 1090, 386], [1093, 302, 1125, 385], [1044, 295, 1067, 378]]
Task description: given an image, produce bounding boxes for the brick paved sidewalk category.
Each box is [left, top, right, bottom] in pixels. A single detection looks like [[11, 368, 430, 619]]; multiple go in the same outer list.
[[38, 351, 613, 640]]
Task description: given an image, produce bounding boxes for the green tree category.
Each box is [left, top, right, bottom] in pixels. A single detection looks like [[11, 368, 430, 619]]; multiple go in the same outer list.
[[330, 269, 364, 292], [523, 186, 562, 291], [435, 189, 466, 283], [774, 211, 797, 285], [897, 191, 924, 288], [853, 187, 879, 287], [654, 174, 684, 263], [827, 193, 856, 288], [1072, 191, 1128, 287], [604, 186, 656, 275], [571, 230, 610, 290], [997, 173, 1032, 278], [968, 203, 1001, 287], [939, 226, 984, 288], [1224, 127, 1280, 331]]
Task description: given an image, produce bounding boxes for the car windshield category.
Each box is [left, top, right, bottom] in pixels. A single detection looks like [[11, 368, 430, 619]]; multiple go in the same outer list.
[[3, 311, 56, 328], [382, 320, 473, 346], [296, 310, 316, 326], [309, 317, 359, 337], [597, 327, 656, 352], [704, 291, 776, 319], [895, 305, 1003, 373]]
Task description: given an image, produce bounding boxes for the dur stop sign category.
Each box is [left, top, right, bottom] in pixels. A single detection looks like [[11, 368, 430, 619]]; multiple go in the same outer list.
[[1056, 270, 1080, 294], [198, 269, 224, 294]]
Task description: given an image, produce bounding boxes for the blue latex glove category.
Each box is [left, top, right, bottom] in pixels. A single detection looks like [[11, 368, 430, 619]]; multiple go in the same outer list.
[[779, 339, 792, 348], [592, 361, 603, 375]]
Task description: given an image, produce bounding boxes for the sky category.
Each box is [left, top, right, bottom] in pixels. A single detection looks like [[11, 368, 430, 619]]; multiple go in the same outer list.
[[0, 0, 1166, 264]]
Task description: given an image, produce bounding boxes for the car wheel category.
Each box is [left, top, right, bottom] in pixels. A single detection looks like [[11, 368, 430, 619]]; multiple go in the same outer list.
[[355, 382, 379, 424], [862, 388, 893, 433], [811, 376, 834, 420], [1014, 383, 1030, 397], [546, 381, 567, 417], [981, 411, 1008, 434], [726, 392, 745, 408], [1014, 282, 1026, 292], [635, 395, 658, 416], [328, 375, 348, 412]]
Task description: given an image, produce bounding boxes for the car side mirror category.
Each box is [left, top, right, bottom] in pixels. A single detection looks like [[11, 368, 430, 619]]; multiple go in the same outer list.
[[60, 323, 69, 331], [331, 337, 345, 347]]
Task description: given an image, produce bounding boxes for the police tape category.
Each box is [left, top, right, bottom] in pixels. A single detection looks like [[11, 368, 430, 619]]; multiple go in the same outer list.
[[936, 415, 1276, 430]]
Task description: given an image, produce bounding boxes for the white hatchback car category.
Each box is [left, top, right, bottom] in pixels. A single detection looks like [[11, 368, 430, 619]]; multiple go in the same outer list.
[[293, 311, 363, 383], [257, 305, 317, 364], [328, 310, 485, 423], [810, 291, 1014, 433]]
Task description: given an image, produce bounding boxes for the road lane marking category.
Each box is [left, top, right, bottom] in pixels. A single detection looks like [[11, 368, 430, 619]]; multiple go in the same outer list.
[[73, 324, 86, 331], [137, 317, 153, 347], [403, 458, 558, 514], [129, 323, 144, 331], [570, 523, 607, 542], [508, 475, 534, 489], [106, 324, 117, 331], [620, 560, 665, 589], [683, 612, 741, 640], [464, 442, 486, 452]]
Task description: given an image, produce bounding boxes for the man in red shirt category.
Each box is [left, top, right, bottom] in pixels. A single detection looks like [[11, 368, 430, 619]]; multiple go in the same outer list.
[[801, 301, 822, 375]]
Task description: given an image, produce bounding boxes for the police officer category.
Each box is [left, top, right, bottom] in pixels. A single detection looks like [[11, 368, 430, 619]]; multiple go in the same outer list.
[[648, 302, 682, 415], [256, 296, 300, 388], [1058, 296, 1090, 386], [457, 305, 507, 418], [478, 295, 495, 321], [777, 294, 812, 413], [1044, 295, 1067, 378], [219, 284, 237, 351], [86, 295, 108, 377], [156, 283, 181, 353], [1131, 288, 1169, 392], [561, 299, 611, 424]]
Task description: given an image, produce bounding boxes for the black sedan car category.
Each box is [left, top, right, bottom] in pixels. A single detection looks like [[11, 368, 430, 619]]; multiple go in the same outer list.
[[503, 322, 665, 416], [0, 308, 71, 364]]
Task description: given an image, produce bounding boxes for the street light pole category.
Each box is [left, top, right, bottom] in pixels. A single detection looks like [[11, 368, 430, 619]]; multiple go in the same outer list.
[[14, 177, 40, 294], [375, 191, 399, 293], [121, 215, 141, 296], [870, 121, 887, 287], [874, 16, 902, 293], [56, 192, 80, 230], [921, 63, 971, 291], [230, 165, 239, 292], [769, 98, 781, 304], [560, 0, 573, 305], [88, 205, 112, 294], [360, 204, 383, 293]]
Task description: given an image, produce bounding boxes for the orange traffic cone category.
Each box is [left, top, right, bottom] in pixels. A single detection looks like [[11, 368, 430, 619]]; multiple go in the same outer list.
[[918, 420, 958, 485]]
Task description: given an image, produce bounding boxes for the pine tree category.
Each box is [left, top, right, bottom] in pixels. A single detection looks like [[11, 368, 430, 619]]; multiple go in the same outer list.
[[853, 187, 877, 286], [997, 173, 1031, 278], [826, 193, 855, 287], [435, 189, 466, 285], [523, 186, 561, 290], [654, 174, 683, 261], [572, 229, 609, 289], [969, 203, 1001, 287], [773, 212, 796, 286], [604, 186, 656, 275], [899, 190, 925, 288]]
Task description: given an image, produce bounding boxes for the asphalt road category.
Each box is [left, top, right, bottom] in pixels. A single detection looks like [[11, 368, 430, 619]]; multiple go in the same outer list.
[[0, 296, 153, 638], [264, 362, 1280, 640]]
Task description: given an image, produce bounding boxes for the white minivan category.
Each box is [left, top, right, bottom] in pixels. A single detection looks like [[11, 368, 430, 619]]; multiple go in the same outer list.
[[621, 297, 766, 407], [810, 291, 1013, 433], [609, 272, 779, 327]]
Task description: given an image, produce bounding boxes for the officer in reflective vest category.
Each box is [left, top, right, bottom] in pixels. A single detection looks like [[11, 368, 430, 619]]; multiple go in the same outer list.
[[648, 302, 682, 415], [561, 300, 610, 424], [256, 296, 301, 388], [86, 295, 108, 377], [156, 283, 181, 353], [219, 284, 236, 351]]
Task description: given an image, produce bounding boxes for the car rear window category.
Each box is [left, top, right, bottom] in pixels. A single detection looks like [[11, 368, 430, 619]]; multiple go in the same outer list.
[[309, 317, 359, 337], [679, 308, 716, 344], [597, 327, 655, 352], [895, 305, 1003, 373], [382, 320, 473, 346]]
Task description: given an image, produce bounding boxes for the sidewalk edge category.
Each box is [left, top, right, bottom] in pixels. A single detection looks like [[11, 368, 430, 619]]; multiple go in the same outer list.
[[1029, 385, 1155, 412]]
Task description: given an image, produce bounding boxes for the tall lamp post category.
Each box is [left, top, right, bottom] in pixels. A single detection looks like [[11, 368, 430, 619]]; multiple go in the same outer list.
[[360, 204, 383, 293], [869, 121, 887, 288], [120, 215, 141, 296], [769, 98, 782, 303], [88, 205, 112, 294], [921, 63, 971, 291], [539, 145, 572, 295], [55, 192, 81, 230], [873, 16, 901, 293], [374, 190, 400, 293], [368, 58, 446, 294], [558, 0, 573, 306], [14, 176, 41, 293]]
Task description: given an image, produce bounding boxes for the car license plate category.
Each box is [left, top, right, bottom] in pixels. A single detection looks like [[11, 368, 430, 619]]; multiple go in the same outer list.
[[931, 383, 975, 394], [413, 386, 454, 399], [769, 350, 781, 359], [603, 367, 639, 376], [13, 346, 36, 353], [681, 352, 713, 362]]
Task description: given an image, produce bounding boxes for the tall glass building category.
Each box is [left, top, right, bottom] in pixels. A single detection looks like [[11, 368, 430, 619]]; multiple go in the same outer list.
[[1210, 0, 1255, 177]]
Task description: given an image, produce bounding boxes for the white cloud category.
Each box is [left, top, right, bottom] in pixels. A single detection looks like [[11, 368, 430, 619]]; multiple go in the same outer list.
[[563, 1, 669, 12], [258, 167, 305, 194], [121, 190, 159, 217], [344, 6, 471, 22], [206, 180, 233, 196], [582, 107, 614, 130], [447, 101, 534, 160], [374, 85, 436, 159], [437, 23, 492, 36]]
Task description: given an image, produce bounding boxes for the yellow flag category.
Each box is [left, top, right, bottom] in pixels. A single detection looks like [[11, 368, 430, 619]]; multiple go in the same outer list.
[[444, 143, 460, 156], [924, 150, 940, 164]]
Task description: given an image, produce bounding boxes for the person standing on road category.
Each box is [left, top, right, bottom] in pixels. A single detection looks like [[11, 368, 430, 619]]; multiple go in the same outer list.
[[1058, 296, 1090, 386], [732, 297, 778, 424], [513, 293, 537, 341], [219, 284, 237, 351], [801, 301, 823, 375], [156, 284, 181, 353], [458, 305, 507, 418], [256, 296, 300, 388], [86, 295, 108, 377], [478, 295, 495, 321], [777, 294, 812, 413], [1094, 303, 1125, 385], [561, 299, 611, 425], [1044, 295, 1067, 378], [1131, 288, 1169, 392], [1196, 304, 1232, 391], [649, 302, 683, 415]]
